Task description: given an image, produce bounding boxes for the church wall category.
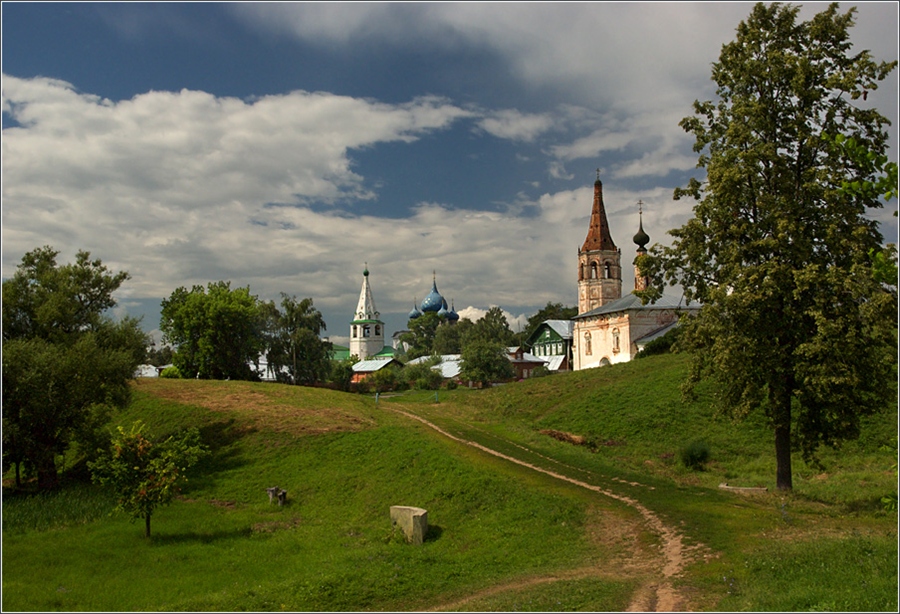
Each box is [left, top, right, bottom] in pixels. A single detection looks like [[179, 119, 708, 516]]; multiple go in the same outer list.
[[573, 308, 679, 370]]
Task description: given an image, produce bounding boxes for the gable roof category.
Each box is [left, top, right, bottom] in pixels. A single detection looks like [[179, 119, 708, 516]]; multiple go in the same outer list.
[[573, 293, 699, 320], [351, 358, 401, 373]]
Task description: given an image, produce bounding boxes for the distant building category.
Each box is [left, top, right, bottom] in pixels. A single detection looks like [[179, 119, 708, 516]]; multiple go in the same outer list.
[[525, 320, 574, 372], [572, 176, 698, 370], [349, 265, 389, 360], [351, 357, 403, 383]]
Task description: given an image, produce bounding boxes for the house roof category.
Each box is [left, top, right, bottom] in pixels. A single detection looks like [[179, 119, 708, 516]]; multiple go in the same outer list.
[[573, 293, 699, 319], [352, 358, 401, 373], [408, 355, 462, 379], [635, 320, 680, 347], [525, 319, 574, 346]]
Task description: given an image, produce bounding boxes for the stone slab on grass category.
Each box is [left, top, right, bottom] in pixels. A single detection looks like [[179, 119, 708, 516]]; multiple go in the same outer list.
[[390, 505, 428, 545]]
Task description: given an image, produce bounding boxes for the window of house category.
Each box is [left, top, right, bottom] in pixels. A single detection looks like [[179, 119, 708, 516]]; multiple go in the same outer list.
[[584, 332, 592, 355], [612, 329, 620, 353]]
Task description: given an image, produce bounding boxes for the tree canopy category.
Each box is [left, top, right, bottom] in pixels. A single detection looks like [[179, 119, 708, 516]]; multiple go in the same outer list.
[[263, 294, 332, 385], [638, 2, 897, 490], [160, 281, 265, 380], [2, 247, 147, 489]]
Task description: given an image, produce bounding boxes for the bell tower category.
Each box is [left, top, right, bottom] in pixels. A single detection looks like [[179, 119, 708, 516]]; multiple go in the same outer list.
[[349, 264, 385, 360], [577, 173, 621, 313]]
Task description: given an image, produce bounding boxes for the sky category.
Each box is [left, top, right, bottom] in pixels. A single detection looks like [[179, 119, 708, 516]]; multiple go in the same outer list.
[[3, 2, 898, 348]]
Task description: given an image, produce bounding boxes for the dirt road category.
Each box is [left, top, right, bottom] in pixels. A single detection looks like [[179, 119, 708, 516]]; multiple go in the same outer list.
[[390, 407, 694, 612]]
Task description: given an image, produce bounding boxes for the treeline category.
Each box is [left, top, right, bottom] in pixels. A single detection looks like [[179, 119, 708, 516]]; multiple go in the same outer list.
[[1, 245, 578, 490]]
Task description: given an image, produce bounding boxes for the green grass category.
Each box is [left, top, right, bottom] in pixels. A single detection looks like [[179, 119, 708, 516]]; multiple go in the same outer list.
[[3, 353, 897, 611]]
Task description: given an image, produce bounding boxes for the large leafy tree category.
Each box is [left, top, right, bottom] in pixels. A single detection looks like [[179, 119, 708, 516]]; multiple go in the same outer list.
[[466, 306, 515, 347], [639, 3, 897, 490], [160, 281, 265, 380], [89, 421, 207, 538], [2, 247, 147, 489], [264, 294, 332, 385], [460, 339, 515, 388]]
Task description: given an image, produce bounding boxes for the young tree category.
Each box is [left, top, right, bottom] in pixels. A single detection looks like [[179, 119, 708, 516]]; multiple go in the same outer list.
[[160, 281, 264, 380], [2, 247, 147, 489], [638, 3, 897, 490], [265, 294, 332, 385], [460, 339, 515, 387], [89, 421, 207, 538]]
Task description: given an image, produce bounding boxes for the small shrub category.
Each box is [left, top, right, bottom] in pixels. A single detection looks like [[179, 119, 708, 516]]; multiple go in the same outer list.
[[680, 440, 710, 470], [159, 366, 182, 379], [444, 379, 458, 390]]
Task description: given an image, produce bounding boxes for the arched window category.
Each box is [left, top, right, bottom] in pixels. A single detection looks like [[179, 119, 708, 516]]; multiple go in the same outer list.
[[352, 326, 357, 338], [363, 325, 370, 338], [584, 332, 592, 355], [375, 325, 381, 336], [591, 262, 599, 279], [612, 329, 620, 353], [604, 262, 611, 279]]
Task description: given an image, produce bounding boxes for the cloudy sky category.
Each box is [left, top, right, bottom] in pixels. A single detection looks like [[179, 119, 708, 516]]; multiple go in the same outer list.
[[3, 2, 898, 347]]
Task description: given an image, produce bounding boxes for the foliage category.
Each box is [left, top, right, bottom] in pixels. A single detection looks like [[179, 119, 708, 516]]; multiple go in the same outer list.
[[329, 356, 359, 391], [679, 440, 711, 470], [460, 339, 515, 387], [263, 294, 332, 386], [466, 306, 515, 347], [88, 421, 207, 537], [159, 365, 182, 379], [636, 3, 898, 490], [399, 311, 443, 359], [145, 344, 175, 367], [366, 365, 399, 393], [433, 318, 471, 354], [160, 281, 265, 381], [635, 325, 682, 359], [403, 357, 445, 390], [1, 246, 147, 489]]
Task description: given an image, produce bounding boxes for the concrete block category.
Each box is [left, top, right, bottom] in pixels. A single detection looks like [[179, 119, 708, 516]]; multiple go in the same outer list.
[[390, 505, 428, 545]]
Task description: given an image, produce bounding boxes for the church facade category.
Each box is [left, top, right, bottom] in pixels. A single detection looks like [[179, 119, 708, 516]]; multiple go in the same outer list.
[[571, 177, 698, 370]]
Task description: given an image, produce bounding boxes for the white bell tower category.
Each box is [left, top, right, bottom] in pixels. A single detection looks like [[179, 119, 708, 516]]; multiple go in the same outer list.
[[349, 264, 385, 360]]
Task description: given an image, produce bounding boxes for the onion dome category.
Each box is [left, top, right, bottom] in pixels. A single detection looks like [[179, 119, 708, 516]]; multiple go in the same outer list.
[[633, 207, 650, 251], [408, 298, 422, 320], [420, 273, 445, 313], [447, 300, 460, 322], [437, 302, 450, 318]]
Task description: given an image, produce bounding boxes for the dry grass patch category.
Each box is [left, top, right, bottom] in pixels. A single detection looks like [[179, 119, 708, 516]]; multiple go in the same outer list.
[[133, 379, 377, 437]]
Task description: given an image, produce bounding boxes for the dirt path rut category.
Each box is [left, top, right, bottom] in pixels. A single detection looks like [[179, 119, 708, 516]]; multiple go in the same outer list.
[[390, 407, 691, 612]]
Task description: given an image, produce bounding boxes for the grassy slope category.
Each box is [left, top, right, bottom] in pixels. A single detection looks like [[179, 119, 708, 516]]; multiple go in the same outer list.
[[2, 353, 897, 611]]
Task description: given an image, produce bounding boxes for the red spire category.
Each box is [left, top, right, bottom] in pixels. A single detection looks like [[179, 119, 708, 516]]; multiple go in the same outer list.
[[581, 178, 617, 252]]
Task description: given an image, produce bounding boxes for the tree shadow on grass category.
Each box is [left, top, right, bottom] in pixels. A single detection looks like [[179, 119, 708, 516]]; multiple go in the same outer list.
[[148, 526, 252, 545], [183, 419, 257, 492]]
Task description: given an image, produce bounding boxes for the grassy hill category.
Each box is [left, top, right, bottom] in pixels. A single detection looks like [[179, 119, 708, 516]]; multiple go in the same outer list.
[[2, 352, 896, 611]]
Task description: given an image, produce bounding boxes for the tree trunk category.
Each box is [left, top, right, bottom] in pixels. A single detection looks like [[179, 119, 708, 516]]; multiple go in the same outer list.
[[15, 461, 21, 489], [771, 376, 794, 491], [145, 514, 152, 538], [774, 422, 793, 490]]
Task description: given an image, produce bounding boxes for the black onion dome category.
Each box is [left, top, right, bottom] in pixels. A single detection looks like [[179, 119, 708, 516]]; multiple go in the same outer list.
[[633, 217, 650, 250]]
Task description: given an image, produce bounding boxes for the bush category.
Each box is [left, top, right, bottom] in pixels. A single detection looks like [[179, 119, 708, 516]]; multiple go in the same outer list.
[[680, 440, 710, 470], [635, 325, 682, 358], [159, 366, 182, 379]]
